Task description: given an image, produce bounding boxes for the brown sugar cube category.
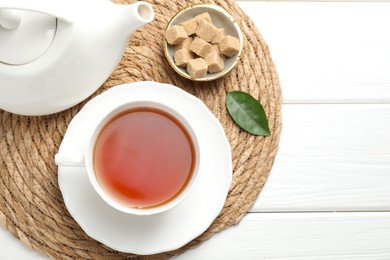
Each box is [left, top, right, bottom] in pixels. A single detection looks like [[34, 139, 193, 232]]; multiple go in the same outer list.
[[175, 37, 193, 51], [174, 49, 195, 68], [211, 28, 225, 44], [210, 44, 223, 59], [187, 58, 208, 78], [210, 44, 221, 54], [219, 35, 240, 57], [189, 37, 212, 58], [195, 12, 212, 23], [181, 18, 198, 36], [195, 19, 218, 42], [205, 52, 224, 73], [166, 25, 187, 45]]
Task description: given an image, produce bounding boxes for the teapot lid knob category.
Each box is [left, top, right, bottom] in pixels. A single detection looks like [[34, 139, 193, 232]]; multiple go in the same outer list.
[[0, 9, 56, 65], [0, 9, 21, 30]]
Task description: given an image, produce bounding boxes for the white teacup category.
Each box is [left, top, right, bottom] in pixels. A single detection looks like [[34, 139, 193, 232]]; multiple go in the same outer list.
[[55, 101, 200, 215]]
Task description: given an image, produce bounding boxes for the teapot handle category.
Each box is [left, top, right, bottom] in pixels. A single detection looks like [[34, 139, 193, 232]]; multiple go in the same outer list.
[[0, 0, 73, 24]]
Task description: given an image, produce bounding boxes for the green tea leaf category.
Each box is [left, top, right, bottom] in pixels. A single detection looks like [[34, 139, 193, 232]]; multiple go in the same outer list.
[[226, 91, 270, 136]]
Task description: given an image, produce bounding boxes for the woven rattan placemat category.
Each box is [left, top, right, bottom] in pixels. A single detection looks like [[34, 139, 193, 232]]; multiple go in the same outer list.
[[0, 0, 282, 258]]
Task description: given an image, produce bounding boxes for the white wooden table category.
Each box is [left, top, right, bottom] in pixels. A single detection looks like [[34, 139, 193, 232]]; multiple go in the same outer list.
[[1, 1, 390, 259]]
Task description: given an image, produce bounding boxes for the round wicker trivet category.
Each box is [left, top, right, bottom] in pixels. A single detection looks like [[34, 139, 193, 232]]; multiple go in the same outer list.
[[0, 0, 282, 259]]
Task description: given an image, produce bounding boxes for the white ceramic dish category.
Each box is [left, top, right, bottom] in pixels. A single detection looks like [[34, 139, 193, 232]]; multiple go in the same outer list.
[[57, 81, 232, 254], [164, 4, 243, 81]]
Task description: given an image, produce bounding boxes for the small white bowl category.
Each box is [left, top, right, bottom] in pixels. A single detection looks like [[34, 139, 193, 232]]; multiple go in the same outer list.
[[164, 4, 244, 81]]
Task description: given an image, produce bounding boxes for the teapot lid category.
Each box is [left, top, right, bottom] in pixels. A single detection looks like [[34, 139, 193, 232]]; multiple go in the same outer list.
[[0, 9, 56, 65]]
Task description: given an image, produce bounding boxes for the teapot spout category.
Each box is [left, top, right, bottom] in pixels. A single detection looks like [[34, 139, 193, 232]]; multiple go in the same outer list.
[[118, 2, 154, 36]]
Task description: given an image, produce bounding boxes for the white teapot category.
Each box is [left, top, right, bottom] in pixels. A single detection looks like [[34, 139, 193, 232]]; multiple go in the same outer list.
[[0, 0, 154, 115]]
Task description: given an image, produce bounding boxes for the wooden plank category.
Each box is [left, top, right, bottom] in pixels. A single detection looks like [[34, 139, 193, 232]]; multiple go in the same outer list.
[[178, 212, 390, 260], [251, 104, 390, 212], [0, 225, 44, 259], [238, 0, 390, 2], [238, 2, 390, 103], [2, 212, 390, 260]]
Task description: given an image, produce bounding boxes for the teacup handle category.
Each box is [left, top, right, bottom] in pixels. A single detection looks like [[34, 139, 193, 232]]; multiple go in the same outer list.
[[55, 153, 85, 167]]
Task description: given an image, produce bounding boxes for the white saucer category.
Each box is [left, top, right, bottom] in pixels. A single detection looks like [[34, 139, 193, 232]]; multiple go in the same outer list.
[[57, 81, 232, 255]]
